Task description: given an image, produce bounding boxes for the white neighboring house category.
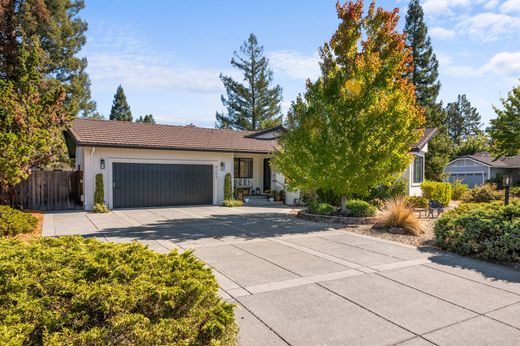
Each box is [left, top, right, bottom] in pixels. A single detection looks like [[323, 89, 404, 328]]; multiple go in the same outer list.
[[66, 119, 436, 209], [444, 152, 520, 188]]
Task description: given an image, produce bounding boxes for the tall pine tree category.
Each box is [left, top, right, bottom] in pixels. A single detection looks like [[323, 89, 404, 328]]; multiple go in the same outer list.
[[0, 0, 97, 117], [404, 0, 450, 181], [215, 33, 283, 130], [109, 85, 132, 121], [136, 114, 156, 124], [446, 94, 482, 145]]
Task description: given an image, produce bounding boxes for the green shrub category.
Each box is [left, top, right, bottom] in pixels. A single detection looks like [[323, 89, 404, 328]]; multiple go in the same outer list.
[[278, 189, 286, 202], [308, 202, 336, 215], [0, 236, 237, 344], [346, 199, 377, 217], [366, 178, 407, 205], [93, 203, 110, 213], [223, 199, 244, 207], [421, 181, 452, 206], [224, 173, 232, 200], [485, 173, 505, 189], [451, 180, 469, 200], [0, 205, 37, 237], [435, 201, 520, 262], [407, 196, 428, 208], [316, 188, 340, 206], [94, 173, 104, 204], [511, 186, 520, 198], [461, 183, 502, 203]]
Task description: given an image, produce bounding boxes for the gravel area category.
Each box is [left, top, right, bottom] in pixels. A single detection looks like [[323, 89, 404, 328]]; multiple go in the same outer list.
[[338, 218, 437, 247]]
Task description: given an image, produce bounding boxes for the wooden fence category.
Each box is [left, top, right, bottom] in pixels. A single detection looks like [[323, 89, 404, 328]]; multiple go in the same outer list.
[[1, 171, 83, 211]]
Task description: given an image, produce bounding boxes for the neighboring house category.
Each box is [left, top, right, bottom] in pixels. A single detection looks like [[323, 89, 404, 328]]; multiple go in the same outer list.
[[66, 119, 436, 209], [444, 152, 520, 188]]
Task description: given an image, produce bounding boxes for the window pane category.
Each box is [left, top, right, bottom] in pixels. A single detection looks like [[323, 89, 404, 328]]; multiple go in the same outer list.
[[413, 156, 423, 183], [235, 158, 253, 178], [234, 159, 239, 177]]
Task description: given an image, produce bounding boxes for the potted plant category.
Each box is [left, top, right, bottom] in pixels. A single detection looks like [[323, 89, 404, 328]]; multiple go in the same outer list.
[[271, 190, 278, 202], [278, 189, 286, 203]]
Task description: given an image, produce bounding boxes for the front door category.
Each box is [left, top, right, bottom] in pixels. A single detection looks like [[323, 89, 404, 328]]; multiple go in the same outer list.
[[263, 158, 271, 192]]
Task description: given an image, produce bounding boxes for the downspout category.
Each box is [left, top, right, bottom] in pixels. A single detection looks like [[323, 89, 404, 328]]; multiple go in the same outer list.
[[89, 147, 95, 209]]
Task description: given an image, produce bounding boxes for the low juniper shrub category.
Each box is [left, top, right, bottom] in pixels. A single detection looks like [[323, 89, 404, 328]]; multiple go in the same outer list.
[[0, 236, 237, 344]]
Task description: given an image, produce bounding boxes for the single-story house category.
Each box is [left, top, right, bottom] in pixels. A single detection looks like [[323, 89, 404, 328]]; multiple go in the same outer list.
[[444, 151, 520, 188], [66, 119, 436, 210]]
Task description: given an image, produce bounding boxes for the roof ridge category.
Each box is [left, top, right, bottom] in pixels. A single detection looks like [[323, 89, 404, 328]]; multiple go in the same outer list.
[[74, 118, 257, 134]]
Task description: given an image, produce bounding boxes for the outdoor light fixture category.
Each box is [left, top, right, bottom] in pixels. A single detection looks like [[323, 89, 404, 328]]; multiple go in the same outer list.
[[100, 159, 105, 170], [503, 174, 512, 205], [220, 162, 225, 171]]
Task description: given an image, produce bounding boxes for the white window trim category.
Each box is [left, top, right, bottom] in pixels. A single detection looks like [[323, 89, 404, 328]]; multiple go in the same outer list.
[[411, 154, 425, 187]]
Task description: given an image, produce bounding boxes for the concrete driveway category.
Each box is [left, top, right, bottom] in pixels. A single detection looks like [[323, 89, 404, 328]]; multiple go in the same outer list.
[[43, 205, 520, 345]]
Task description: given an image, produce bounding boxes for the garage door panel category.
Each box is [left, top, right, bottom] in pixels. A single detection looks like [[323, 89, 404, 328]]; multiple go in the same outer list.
[[447, 172, 484, 188], [113, 163, 213, 208]]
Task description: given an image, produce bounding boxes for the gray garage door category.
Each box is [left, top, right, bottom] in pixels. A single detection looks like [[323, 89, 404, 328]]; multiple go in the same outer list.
[[447, 173, 484, 188], [113, 163, 213, 208]]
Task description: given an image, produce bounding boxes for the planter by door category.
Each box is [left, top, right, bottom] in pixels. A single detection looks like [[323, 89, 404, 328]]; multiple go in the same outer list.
[[113, 163, 213, 208]]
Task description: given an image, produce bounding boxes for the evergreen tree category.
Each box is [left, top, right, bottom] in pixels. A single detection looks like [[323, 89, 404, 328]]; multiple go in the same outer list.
[[215, 33, 282, 130], [404, 0, 450, 181], [136, 114, 156, 124], [109, 85, 132, 121], [404, 0, 442, 125], [488, 82, 520, 157], [0, 0, 97, 117], [446, 94, 482, 145], [0, 42, 68, 200]]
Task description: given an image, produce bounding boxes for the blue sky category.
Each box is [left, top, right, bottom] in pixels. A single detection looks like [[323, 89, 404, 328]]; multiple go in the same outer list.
[[82, 0, 520, 127]]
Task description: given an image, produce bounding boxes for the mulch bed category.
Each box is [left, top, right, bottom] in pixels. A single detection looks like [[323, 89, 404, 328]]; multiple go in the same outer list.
[[338, 218, 437, 247], [14, 211, 43, 241]]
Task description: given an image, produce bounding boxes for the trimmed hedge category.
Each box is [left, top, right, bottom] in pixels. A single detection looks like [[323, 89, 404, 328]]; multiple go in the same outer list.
[[461, 183, 502, 203], [224, 173, 232, 200], [421, 181, 452, 206], [0, 205, 38, 237], [435, 201, 520, 262], [223, 199, 243, 207], [407, 196, 428, 209], [451, 180, 469, 200], [0, 236, 236, 345], [345, 199, 377, 217], [308, 202, 336, 215]]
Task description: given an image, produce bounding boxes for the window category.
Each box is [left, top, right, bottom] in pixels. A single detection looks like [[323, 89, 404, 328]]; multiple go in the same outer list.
[[234, 158, 253, 178], [413, 156, 424, 184]]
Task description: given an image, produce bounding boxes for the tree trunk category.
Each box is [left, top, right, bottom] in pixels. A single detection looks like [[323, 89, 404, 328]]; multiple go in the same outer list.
[[340, 195, 347, 213]]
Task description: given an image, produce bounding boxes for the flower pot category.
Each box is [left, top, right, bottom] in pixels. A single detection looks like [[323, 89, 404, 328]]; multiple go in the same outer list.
[[269, 197, 274, 202]]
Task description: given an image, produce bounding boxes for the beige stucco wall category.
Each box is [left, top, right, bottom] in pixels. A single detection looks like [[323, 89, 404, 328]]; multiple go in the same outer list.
[[78, 146, 234, 210]]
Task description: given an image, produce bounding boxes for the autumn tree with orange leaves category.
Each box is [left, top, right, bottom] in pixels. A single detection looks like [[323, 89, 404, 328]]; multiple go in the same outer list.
[[273, 0, 424, 211]]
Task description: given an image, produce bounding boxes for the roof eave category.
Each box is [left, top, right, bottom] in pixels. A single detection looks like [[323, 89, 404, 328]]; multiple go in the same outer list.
[[75, 142, 273, 155]]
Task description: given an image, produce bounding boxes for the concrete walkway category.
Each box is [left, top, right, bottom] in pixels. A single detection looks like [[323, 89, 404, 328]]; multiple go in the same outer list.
[[44, 206, 520, 345]]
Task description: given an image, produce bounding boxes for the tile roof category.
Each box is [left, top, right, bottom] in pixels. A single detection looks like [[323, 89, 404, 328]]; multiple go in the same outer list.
[[411, 128, 437, 152], [68, 118, 277, 154], [463, 152, 520, 168], [69, 119, 437, 154]]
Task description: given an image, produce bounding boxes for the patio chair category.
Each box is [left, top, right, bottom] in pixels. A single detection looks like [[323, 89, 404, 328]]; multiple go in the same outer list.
[[427, 200, 445, 218]]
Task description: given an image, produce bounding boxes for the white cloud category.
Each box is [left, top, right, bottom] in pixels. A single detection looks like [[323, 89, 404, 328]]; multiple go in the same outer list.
[[441, 51, 520, 77], [430, 27, 456, 39], [88, 54, 223, 93], [455, 12, 520, 41], [500, 0, 520, 13], [481, 51, 520, 76], [268, 50, 320, 80], [422, 0, 472, 15], [85, 23, 226, 93]]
